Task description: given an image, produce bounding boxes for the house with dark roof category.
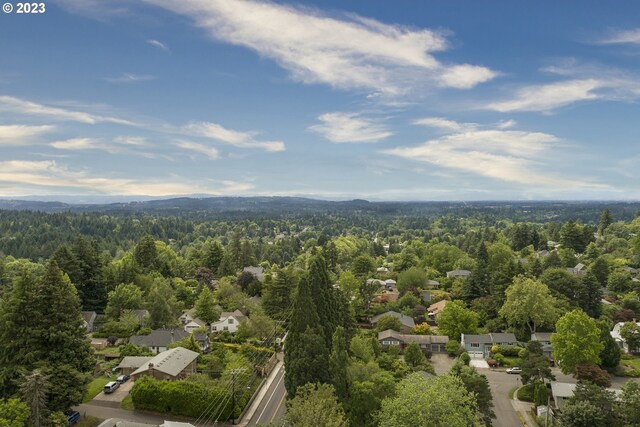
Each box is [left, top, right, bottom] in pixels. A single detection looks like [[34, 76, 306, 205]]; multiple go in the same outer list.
[[130, 347, 199, 381], [81, 311, 97, 332], [378, 329, 449, 353], [461, 333, 518, 358], [370, 311, 415, 333], [129, 328, 189, 354]]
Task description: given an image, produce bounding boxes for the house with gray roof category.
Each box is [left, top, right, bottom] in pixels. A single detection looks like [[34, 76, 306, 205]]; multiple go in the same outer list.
[[446, 270, 471, 279], [210, 310, 247, 334], [130, 347, 199, 381], [370, 311, 415, 333], [116, 356, 154, 375], [129, 328, 189, 354], [378, 329, 448, 353], [531, 332, 554, 358], [461, 333, 518, 359], [567, 263, 587, 277]]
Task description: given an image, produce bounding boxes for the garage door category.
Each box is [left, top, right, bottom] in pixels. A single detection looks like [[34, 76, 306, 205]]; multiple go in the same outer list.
[[468, 351, 484, 359]]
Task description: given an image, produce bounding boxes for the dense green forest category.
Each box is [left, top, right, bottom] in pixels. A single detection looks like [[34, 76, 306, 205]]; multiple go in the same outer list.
[[2, 198, 640, 426]]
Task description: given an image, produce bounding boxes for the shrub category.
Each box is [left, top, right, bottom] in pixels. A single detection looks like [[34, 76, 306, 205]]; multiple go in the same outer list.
[[517, 383, 535, 402], [130, 375, 252, 420], [575, 363, 612, 387], [494, 353, 506, 366], [487, 359, 498, 368], [445, 340, 462, 356], [459, 352, 471, 366]]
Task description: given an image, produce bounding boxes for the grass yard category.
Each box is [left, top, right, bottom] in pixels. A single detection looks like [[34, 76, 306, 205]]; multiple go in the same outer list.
[[621, 356, 640, 370], [121, 394, 134, 411], [84, 375, 115, 402], [76, 416, 101, 427]]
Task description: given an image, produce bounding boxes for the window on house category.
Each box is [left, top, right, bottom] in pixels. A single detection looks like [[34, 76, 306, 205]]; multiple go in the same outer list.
[[223, 326, 229, 331], [470, 343, 480, 348], [212, 326, 217, 331], [228, 318, 234, 324]]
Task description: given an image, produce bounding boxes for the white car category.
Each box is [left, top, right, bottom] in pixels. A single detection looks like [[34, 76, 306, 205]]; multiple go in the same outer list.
[[506, 367, 522, 374]]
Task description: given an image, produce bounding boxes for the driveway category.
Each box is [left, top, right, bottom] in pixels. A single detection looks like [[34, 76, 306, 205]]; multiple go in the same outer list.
[[91, 380, 134, 408], [470, 359, 489, 369]]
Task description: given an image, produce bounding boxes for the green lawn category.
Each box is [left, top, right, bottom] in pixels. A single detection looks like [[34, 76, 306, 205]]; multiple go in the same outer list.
[[84, 375, 114, 402], [121, 394, 134, 411], [622, 356, 640, 370]]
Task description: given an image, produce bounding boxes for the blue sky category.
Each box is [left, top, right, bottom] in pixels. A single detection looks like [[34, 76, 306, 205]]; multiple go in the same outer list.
[[1, 0, 640, 201]]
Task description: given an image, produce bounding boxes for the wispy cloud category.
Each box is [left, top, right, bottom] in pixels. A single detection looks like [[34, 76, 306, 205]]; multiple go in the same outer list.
[[182, 121, 285, 152], [383, 119, 606, 189], [0, 124, 56, 145], [0, 159, 254, 196], [484, 79, 603, 113], [0, 95, 136, 125], [147, 39, 170, 51], [309, 112, 391, 143], [143, 0, 497, 95], [50, 136, 155, 158], [413, 117, 477, 133], [105, 73, 156, 84], [174, 140, 220, 160], [598, 29, 640, 45]]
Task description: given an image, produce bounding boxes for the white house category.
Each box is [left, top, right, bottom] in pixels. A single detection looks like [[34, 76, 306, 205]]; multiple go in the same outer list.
[[611, 321, 640, 353], [211, 310, 247, 334]]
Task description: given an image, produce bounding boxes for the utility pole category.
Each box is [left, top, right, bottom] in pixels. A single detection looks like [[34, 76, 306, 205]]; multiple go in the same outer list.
[[222, 368, 247, 425]]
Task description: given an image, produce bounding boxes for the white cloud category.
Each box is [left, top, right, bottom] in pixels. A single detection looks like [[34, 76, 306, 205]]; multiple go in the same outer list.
[[484, 79, 603, 112], [174, 140, 220, 160], [413, 117, 477, 132], [143, 0, 496, 94], [51, 138, 106, 151], [147, 39, 169, 51], [105, 73, 156, 84], [0, 95, 136, 125], [0, 159, 254, 196], [384, 121, 606, 190], [309, 112, 391, 143], [113, 136, 148, 146], [598, 29, 640, 45], [0, 125, 56, 145], [183, 121, 285, 152]]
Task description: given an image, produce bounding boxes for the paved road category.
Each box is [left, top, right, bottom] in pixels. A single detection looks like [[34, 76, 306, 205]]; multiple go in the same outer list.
[[245, 363, 286, 426], [484, 370, 523, 427]]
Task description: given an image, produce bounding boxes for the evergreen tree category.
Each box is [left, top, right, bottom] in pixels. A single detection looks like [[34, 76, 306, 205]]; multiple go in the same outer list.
[[69, 237, 106, 311], [0, 261, 95, 411], [404, 343, 426, 367], [133, 235, 158, 273], [217, 251, 236, 277], [0, 270, 37, 396], [463, 242, 490, 303], [194, 286, 220, 324], [204, 241, 224, 274], [599, 208, 612, 234], [262, 269, 293, 320], [239, 241, 257, 268], [589, 257, 610, 288], [20, 370, 50, 427], [577, 272, 602, 318], [285, 277, 329, 397], [329, 326, 349, 401], [308, 255, 339, 348]]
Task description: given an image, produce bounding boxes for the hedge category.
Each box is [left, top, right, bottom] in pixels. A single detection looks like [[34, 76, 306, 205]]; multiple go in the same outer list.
[[130, 376, 252, 420]]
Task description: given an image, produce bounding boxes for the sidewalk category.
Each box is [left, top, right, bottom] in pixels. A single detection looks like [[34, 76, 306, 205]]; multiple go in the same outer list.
[[511, 388, 538, 427]]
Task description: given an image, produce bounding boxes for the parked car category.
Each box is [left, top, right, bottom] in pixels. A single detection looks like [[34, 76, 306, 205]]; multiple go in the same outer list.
[[548, 358, 555, 367], [104, 381, 120, 394], [116, 374, 130, 384], [65, 410, 80, 426], [506, 367, 522, 374]]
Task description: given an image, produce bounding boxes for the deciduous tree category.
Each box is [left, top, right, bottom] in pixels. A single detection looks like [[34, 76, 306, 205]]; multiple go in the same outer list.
[[499, 276, 558, 334], [551, 309, 603, 374], [437, 300, 478, 342]]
